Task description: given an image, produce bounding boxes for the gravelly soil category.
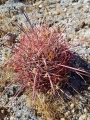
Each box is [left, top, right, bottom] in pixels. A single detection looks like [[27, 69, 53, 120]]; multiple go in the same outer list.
[[0, 0, 90, 120]]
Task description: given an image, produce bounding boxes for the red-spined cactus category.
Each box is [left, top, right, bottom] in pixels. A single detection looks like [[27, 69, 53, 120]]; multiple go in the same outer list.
[[9, 12, 90, 100], [10, 23, 73, 97]]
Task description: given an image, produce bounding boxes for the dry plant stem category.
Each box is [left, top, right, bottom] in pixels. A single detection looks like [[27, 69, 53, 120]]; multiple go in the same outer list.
[[76, 71, 87, 83], [66, 82, 80, 94], [42, 57, 55, 94], [47, 73, 55, 94], [0, 81, 13, 98], [20, 9, 38, 39], [59, 64, 90, 77], [17, 23, 30, 40], [56, 90, 65, 102], [23, 11, 34, 31], [33, 72, 38, 99], [0, 32, 17, 46], [8, 85, 26, 105], [20, 8, 32, 28]]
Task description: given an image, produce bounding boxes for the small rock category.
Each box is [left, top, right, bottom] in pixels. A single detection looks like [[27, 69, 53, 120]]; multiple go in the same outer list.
[[16, 111, 22, 118], [71, 109, 75, 113], [65, 111, 70, 117], [10, 116, 16, 120], [80, 114, 87, 120], [39, 4, 42, 8], [84, 108, 87, 113], [88, 86, 90, 90], [87, 116, 90, 120], [60, 118, 65, 120], [84, 0, 90, 3], [70, 103, 74, 109]]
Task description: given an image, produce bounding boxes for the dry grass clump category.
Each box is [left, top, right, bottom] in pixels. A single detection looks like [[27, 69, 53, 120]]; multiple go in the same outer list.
[[27, 89, 70, 120]]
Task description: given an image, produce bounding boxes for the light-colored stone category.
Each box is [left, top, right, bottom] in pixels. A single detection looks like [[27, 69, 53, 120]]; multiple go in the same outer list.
[[70, 103, 74, 109], [80, 114, 87, 120], [60, 118, 65, 120], [65, 111, 70, 117]]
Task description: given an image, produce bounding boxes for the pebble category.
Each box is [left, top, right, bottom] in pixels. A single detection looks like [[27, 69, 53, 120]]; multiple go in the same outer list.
[[60, 118, 65, 120], [65, 111, 70, 117], [10, 116, 16, 120], [4, 117, 9, 120], [87, 116, 90, 120], [79, 96, 88, 104], [79, 114, 87, 120], [70, 103, 74, 109], [16, 111, 21, 118], [83, 108, 87, 113], [88, 86, 90, 90], [84, 0, 90, 3], [71, 109, 75, 113]]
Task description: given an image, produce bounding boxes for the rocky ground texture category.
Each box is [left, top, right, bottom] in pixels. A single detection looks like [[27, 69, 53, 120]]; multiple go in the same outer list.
[[0, 0, 90, 120]]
